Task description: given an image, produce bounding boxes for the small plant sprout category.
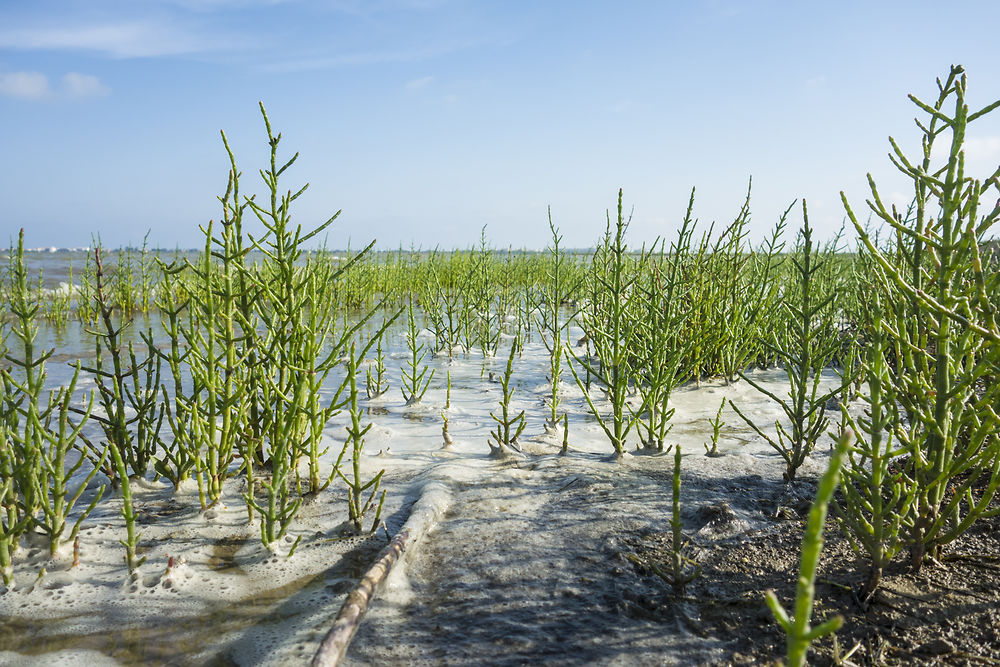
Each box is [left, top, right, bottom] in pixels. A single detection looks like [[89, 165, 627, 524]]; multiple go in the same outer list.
[[766, 429, 852, 667], [441, 363, 453, 450], [365, 325, 389, 399], [624, 445, 700, 595], [400, 298, 435, 406], [488, 340, 526, 457], [561, 414, 569, 455], [704, 398, 726, 457], [441, 410, 453, 448], [445, 369, 451, 410], [667, 445, 701, 594]]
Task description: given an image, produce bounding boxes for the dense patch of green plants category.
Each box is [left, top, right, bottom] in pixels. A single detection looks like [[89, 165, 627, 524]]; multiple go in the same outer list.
[[0, 66, 997, 635]]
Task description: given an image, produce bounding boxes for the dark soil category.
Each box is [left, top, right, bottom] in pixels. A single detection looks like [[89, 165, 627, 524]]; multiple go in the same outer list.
[[625, 478, 1000, 666], [345, 454, 1000, 666]]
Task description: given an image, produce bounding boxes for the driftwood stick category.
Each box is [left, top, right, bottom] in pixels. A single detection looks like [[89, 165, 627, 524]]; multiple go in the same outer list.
[[312, 482, 451, 666], [311, 529, 409, 666]]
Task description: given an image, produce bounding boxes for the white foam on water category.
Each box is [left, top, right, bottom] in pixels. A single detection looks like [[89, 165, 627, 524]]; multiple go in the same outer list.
[[1, 313, 850, 664]]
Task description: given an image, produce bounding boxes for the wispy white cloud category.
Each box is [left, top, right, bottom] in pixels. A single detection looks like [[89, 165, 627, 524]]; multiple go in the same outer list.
[[63, 72, 110, 98], [0, 70, 110, 100], [157, 0, 296, 11], [405, 75, 434, 90], [259, 45, 451, 73], [0, 21, 238, 58], [0, 71, 51, 100]]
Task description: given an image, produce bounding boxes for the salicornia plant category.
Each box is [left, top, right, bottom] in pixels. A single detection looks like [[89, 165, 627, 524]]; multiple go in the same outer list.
[[79, 246, 144, 571], [766, 429, 851, 667], [0, 388, 28, 587], [535, 210, 582, 433], [632, 193, 697, 451], [2, 232, 105, 582], [400, 297, 435, 405], [224, 102, 389, 545], [488, 340, 526, 456], [336, 343, 385, 534], [365, 325, 390, 399], [568, 190, 646, 458], [153, 270, 198, 488], [703, 398, 726, 457], [32, 364, 106, 557], [841, 64, 1000, 569], [666, 445, 700, 593], [835, 307, 913, 598], [730, 205, 842, 481]]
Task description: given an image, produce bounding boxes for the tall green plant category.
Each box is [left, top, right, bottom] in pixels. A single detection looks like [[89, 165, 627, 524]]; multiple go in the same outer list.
[[2, 233, 105, 582], [535, 211, 582, 432], [568, 190, 646, 457], [0, 391, 28, 587], [835, 308, 914, 598], [226, 103, 389, 543], [841, 64, 1000, 569], [730, 205, 842, 481], [80, 247, 144, 571], [153, 270, 198, 488], [32, 365, 106, 557], [335, 343, 385, 534], [631, 192, 697, 451]]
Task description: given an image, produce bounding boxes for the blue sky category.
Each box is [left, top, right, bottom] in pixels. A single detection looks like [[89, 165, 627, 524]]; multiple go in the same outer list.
[[2, 1, 999, 250]]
